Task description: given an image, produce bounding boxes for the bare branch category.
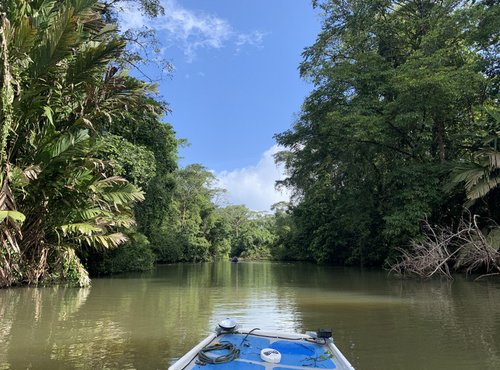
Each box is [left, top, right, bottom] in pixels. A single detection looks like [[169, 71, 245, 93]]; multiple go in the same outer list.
[[390, 214, 500, 280]]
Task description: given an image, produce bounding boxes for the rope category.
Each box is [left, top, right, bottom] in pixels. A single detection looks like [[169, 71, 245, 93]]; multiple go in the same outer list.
[[196, 341, 240, 365], [240, 327, 260, 347]]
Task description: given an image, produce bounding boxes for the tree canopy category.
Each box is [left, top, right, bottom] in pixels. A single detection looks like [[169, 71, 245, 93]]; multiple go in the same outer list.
[[275, 0, 499, 267]]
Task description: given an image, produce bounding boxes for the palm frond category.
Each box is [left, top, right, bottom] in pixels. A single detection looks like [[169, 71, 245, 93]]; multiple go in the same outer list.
[[91, 74, 158, 120], [77, 207, 113, 220], [10, 16, 37, 58], [29, 3, 81, 77], [60, 222, 104, 236], [30, 1, 59, 25], [66, 39, 125, 85], [466, 177, 500, 205], [102, 213, 136, 228], [486, 150, 500, 169], [96, 180, 145, 206], [447, 150, 500, 206], [38, 129, 89, 161], [72, 0, 102, 16], [60, 168, 94, 191], [83, 232, 128, 249], [22, 165, 41, 181], [450, 164, 485, 185]]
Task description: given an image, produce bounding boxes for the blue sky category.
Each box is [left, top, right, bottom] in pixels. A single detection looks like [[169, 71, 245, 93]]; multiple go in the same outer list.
[[120, 1, 321, 211]]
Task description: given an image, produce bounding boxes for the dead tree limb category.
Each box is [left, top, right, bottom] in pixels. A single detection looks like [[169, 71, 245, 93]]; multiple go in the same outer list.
[[390, 214, 500, 280]]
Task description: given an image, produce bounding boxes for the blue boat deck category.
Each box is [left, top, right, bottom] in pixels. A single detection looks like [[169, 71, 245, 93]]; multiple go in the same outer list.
[[183, 332, 339, 369]]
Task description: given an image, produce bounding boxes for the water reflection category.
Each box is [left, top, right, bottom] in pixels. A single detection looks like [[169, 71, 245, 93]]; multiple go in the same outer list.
[[395, 278, 500, 369], [210, 263, 302, 332], [0, 262, 499, 370]]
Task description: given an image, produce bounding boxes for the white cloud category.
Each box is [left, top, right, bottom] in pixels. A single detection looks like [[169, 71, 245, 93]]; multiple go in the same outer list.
[[119, 0, 267, 62], [216, 145, 292, 212], [118, 4, 147, 29], [235, 31, 267, 51]]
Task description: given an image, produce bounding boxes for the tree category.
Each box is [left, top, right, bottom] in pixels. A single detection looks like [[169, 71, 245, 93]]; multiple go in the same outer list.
[[0, 0, 157, 286], [86, 97, 179, 274], [153, 164, 224, 262], [217, 205, 252, 241], [275, 0, 497, 266], [236, 213, 276, 260]]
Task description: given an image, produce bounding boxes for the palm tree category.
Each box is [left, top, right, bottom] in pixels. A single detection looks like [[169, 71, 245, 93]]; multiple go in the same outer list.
[[448, 108, 500, 207], [0, 0, 154, 286]]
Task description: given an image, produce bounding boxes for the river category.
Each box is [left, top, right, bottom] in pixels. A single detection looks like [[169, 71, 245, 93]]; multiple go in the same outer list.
[[0, 262, 499, 369]]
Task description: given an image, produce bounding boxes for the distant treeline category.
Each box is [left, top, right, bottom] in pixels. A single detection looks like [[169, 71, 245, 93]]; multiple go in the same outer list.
[[1, 0, 498, 287]]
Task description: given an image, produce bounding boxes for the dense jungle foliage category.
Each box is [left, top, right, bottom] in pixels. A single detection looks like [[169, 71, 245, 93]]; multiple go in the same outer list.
[[0, 0, 282, 287], [275, 0, 500, 271], [0, 0, 162, 287], [0, 0, 498, 287]]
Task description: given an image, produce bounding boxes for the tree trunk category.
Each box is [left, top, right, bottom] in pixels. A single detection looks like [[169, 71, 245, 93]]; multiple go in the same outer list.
[[435, 120, 446, 163]]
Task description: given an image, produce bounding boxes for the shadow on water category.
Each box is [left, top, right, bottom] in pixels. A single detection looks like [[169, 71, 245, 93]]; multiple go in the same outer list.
[[0, 261, 499, 369]]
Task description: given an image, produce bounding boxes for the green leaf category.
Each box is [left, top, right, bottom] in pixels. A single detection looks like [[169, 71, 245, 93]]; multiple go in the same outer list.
[[0, 210, 26, 223], [43, 106, 54, 125]]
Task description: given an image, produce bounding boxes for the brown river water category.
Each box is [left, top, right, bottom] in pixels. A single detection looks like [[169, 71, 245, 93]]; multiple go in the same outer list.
[[0, 261, 499, 369]]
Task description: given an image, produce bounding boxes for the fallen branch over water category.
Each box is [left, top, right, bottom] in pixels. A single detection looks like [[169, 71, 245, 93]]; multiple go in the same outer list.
[[390, 215, 500, 280]]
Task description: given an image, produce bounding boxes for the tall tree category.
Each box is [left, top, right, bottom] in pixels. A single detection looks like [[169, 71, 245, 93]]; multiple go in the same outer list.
[[275, 0, 497, 265], [153, 164, 223, 262], [86, 97, 179, 273]]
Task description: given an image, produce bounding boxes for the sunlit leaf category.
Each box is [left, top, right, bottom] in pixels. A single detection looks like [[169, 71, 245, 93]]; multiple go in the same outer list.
[[0, 210, 26, 223]]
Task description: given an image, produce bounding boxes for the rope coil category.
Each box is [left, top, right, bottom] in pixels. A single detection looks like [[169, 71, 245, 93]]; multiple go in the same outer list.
[[196, 341, 240, 365]]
